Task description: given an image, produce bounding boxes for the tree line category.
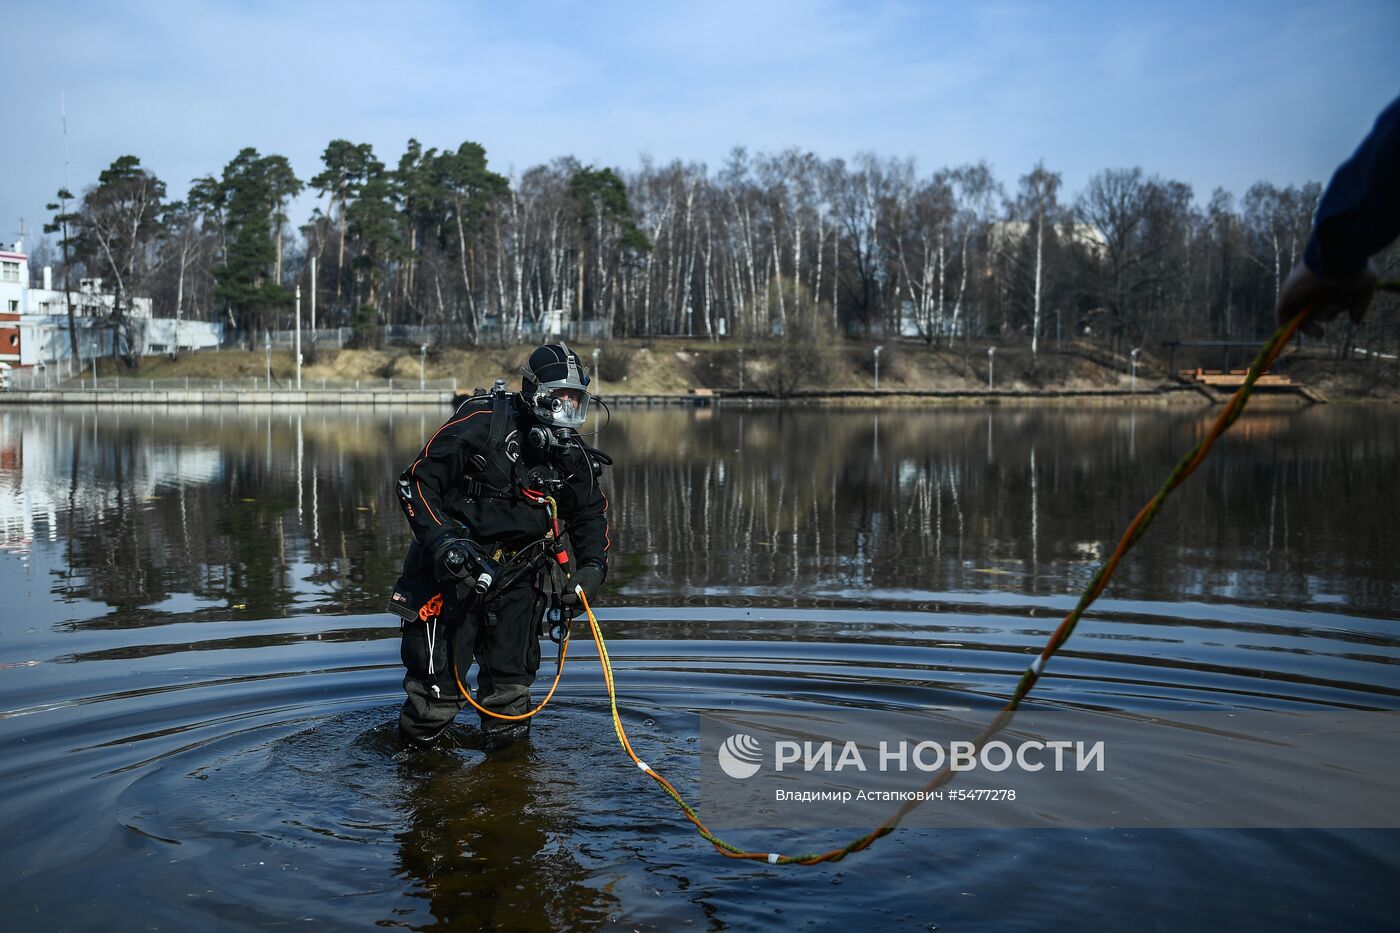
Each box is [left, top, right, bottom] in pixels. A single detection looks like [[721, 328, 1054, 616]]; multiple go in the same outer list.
[[41, 136, 1383, 365]]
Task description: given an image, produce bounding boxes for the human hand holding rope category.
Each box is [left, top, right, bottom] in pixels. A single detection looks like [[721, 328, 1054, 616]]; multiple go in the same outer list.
[[1275, 260, 1383, 338]]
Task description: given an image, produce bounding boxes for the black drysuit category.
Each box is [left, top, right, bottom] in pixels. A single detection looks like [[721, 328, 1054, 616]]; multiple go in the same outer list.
[[1304, 93, 1400, 278], [392, 391, 610, 744]]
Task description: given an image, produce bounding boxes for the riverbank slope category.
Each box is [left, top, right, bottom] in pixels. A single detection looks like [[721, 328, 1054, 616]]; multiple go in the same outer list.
[[66, 337, 1400, 402]]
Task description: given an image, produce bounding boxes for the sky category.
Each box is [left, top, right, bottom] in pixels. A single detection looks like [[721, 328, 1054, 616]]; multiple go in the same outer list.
[[3, 0, 1398, 253]]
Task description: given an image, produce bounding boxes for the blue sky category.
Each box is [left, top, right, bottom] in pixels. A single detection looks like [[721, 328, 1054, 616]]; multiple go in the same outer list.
[[3, 0, 1398, 250]]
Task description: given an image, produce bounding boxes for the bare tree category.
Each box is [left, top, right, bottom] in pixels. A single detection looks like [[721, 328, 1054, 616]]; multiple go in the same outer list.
[[76, 155, 166, 365]]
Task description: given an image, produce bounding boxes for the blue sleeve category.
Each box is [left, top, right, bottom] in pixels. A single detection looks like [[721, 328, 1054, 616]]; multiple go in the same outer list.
[[1304, 94, 1400, 278]]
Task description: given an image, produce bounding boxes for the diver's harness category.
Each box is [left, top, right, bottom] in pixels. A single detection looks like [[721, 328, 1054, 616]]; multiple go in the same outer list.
[[388, 380, 609, 714], [447, 380, 610, 581]]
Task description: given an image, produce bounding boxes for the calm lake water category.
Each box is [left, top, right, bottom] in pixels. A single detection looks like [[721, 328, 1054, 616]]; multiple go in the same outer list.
[[1, 402, 1397, 931]]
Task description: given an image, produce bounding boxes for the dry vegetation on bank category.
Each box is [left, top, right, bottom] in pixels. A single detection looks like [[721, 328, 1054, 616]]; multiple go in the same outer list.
[[88, 338, 1400, 401]]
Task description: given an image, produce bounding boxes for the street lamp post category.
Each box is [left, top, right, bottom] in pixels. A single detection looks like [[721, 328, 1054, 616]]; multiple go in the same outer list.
[[295, 284, 302, 390], [987, 347, 996, 391], [420, 343, 428, 390], [592, 347, 600, 394], [737, 347, 745, 392], [265, 334, 272, 391], [1130, 347, 1141, 394], [873, 345, 883, 391]]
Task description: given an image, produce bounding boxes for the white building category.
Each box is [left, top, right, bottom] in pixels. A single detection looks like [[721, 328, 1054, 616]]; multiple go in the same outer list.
[[989, 220, 1108, 255], [0, 238, 221, 368], [1, 240, 153, 320]]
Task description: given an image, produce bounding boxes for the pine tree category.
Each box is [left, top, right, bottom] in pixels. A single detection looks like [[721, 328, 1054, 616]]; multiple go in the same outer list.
[[311, 140, 379, 315], [432, 142, 508, 341], [214, 148, 290, 341], [43, 187, 81, 359]]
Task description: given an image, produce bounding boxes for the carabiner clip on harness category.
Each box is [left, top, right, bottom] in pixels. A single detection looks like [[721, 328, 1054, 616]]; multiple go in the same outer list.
[[521, 487, 571, 573]]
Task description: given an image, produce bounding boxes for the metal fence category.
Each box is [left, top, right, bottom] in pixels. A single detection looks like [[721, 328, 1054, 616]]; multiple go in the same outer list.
[[230, 319, 614, 351], [246, 328, 355, 350], [2, 370, 461, 393]]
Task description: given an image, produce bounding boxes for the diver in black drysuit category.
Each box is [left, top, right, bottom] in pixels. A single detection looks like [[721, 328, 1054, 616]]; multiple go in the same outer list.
[[390, 343, 610, 749]]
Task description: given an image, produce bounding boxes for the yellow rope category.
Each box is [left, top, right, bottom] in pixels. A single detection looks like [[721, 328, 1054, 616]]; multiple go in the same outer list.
[[575, 303, 1319, 864]]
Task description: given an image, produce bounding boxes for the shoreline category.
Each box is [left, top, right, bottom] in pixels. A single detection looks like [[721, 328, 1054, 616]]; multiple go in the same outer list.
[[7, 340, 1391, 404], [0, 383, 1325, 407]]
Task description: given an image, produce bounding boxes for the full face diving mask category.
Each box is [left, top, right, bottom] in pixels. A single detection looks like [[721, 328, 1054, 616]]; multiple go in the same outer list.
[[523, 343, 591, 429], [533, 383, 590, 429]]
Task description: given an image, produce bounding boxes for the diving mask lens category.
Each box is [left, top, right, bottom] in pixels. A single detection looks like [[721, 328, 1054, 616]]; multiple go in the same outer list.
[[536, 385, 589, 427]]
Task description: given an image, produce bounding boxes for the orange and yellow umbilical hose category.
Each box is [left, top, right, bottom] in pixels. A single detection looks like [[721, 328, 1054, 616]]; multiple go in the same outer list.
[[465, 291, 1397, 862], [579, 301, 1338, 864]]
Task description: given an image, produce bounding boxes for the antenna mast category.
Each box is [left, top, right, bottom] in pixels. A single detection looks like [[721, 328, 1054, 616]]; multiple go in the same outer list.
[[62, 90, 71, 190]]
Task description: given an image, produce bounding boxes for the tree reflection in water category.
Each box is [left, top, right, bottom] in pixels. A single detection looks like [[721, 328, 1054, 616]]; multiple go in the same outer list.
[[1, 403, 1397, 625]]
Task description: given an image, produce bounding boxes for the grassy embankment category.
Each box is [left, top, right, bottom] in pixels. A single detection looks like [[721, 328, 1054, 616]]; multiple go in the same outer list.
[[86, 338, 1400, 401], [93, 339, 1146, 394]]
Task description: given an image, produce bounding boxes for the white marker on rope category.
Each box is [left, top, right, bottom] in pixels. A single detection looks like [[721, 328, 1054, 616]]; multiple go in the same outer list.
[[767, 853, 781, 864], [1029, 655, 1046, 676], [637, 760, 652, 773]]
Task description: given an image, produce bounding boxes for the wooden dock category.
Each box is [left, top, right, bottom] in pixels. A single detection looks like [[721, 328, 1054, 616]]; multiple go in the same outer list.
[[1177, 369, 1325, 403]]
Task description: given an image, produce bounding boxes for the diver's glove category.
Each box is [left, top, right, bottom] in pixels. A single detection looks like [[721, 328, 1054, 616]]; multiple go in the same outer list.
[[561, 562, 606, 609], [431, 535, 499, 596]]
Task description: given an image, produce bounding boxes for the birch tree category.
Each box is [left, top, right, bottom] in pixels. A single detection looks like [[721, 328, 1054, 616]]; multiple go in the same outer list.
[[1011, 161, 1062, 353]]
